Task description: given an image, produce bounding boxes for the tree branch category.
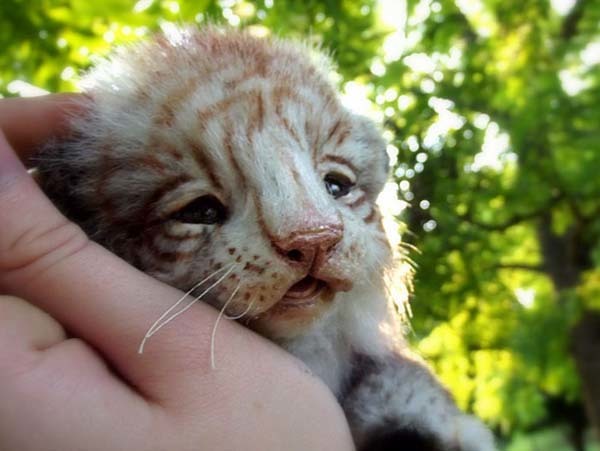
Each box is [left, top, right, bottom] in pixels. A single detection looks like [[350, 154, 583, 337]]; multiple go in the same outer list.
[[495, 263, 545, 273], [461, 208, 546, 231], [561, 0, 586, 41], [460, 194, 564, 231]]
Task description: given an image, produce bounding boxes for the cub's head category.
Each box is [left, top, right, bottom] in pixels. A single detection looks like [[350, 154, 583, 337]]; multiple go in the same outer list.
[[40, 27, 392, 339]]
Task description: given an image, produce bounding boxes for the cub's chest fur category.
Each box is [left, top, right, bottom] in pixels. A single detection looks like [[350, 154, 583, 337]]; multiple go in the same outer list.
[[38, 26, 495, 451]]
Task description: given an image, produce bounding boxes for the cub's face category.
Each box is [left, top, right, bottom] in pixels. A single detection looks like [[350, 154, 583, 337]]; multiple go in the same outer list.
[[42, 29, 391, 338]]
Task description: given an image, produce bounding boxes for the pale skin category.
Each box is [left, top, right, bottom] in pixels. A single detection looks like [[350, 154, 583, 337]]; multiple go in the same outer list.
[[0, 94, 355, 451]]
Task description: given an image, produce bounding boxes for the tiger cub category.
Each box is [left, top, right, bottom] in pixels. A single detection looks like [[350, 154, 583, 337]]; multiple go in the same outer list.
[[38, 26, 495, 451]]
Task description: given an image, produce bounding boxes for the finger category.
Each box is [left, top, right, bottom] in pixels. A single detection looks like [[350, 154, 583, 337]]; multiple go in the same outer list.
[[0, 296, 66, 355], [0, 130, 251, 402], [0, 94, 83, 165]]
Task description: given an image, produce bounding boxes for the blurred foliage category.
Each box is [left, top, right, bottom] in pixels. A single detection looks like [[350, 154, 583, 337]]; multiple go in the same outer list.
[[390, 1, 600, 449], [2, 0, 600, 449]]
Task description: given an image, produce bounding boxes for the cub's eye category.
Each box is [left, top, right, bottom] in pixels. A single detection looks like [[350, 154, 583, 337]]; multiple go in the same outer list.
[[171, 195, 227, 224], [324, 173, 354, 199]]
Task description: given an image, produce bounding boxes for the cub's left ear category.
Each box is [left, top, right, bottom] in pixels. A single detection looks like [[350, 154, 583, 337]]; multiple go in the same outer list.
[[351, 115, 389, 196]]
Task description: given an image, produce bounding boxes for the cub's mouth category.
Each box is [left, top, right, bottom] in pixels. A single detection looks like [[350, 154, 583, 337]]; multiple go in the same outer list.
[[281, 276, 328, 306], [268, 275, 335, 315], [249, 275, 338, 338]]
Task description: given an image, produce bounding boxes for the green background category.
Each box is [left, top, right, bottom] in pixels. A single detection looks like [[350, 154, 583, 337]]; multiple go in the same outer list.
[[2, 0, 599, 449]]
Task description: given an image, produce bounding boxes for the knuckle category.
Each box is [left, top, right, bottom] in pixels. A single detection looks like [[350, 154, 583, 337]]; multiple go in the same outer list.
[[0, 294, 67, 348], [0, 294, 30, 317], [56, 337, 94, 358], [0, 218, 90, 282], [0, 296, 43, 377]]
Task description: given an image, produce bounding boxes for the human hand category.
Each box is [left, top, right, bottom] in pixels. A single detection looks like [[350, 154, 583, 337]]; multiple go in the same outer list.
[[0, 94, 354, 451]]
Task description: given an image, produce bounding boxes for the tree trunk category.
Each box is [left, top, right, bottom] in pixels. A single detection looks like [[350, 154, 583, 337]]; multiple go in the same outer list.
[[538, 215, 600, 438], [571, 311, 600, 440]]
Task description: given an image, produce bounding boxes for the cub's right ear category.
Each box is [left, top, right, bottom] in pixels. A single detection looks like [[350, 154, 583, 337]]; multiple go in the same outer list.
[[349, 114, 389, 198]]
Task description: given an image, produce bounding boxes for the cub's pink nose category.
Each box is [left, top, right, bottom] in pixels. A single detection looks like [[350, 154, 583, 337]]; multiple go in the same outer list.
[[273, 224, 343, 268]]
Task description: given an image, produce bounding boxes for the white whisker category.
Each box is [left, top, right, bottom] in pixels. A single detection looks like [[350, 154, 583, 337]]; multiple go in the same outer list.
[[138, 264, 236, 354], [210, 280, 243, 370], [224, 298, 255, 320], [146, 264, 234, 337]]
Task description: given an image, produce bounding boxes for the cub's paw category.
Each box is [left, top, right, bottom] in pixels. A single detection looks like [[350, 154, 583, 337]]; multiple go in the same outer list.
[[359, 427, 443, 451]]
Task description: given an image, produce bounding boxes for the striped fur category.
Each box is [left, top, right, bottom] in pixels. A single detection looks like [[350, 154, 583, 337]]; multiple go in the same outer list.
[[38, 27, 494, 451]]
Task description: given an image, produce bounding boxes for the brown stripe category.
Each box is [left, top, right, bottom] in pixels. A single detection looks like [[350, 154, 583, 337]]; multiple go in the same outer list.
[[159, 228, 206, 241], [246, 90, 265, 138], [272, 86, 307, 149], [143, 58, 203, 161], [146, 244, 197, 263], [323, 119, 341, 148], [136, 154, 169, 174], [94, 153, 169, 176], [252, 192, 279, 255], [348, 193, 367, 209], [164, 145, 184, 161], [336, 127, 351, 147], [144, 56, 232, 136], [141, 174, 193, 219], [317, 103, 346, 147], [364, 207, 380, 224], [311, 118, 323, 163], [154, 74, 200, 128], [223, 126, 248, 191], [197, 90, 253, 125], [147, 130, 185, 161], [133, 86, 152, 108], [257, 91, 265, 131], [186, 139, 223, 191], [156, 106, 175, 127], [305, 119, 312, 147], [224, 68, 261, 91], [271, 85, 311, 111], [282, 117, 302, 147], [295, 64, 336, 107], [290, 166, 302, 186], [321, 154, 359, 174], [273, 86, 285, 119]]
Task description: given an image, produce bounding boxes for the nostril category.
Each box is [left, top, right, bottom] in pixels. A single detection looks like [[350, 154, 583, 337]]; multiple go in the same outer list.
[[286, 249, 304, 262], [274, 226, 343, 266]]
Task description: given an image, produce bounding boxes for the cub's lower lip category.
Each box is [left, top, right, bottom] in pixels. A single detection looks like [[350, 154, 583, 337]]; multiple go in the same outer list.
[[280, 276, 327, 306]]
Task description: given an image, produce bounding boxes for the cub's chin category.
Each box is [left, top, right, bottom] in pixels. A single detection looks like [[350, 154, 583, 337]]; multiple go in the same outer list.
[[249, 276, 336, 339]]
